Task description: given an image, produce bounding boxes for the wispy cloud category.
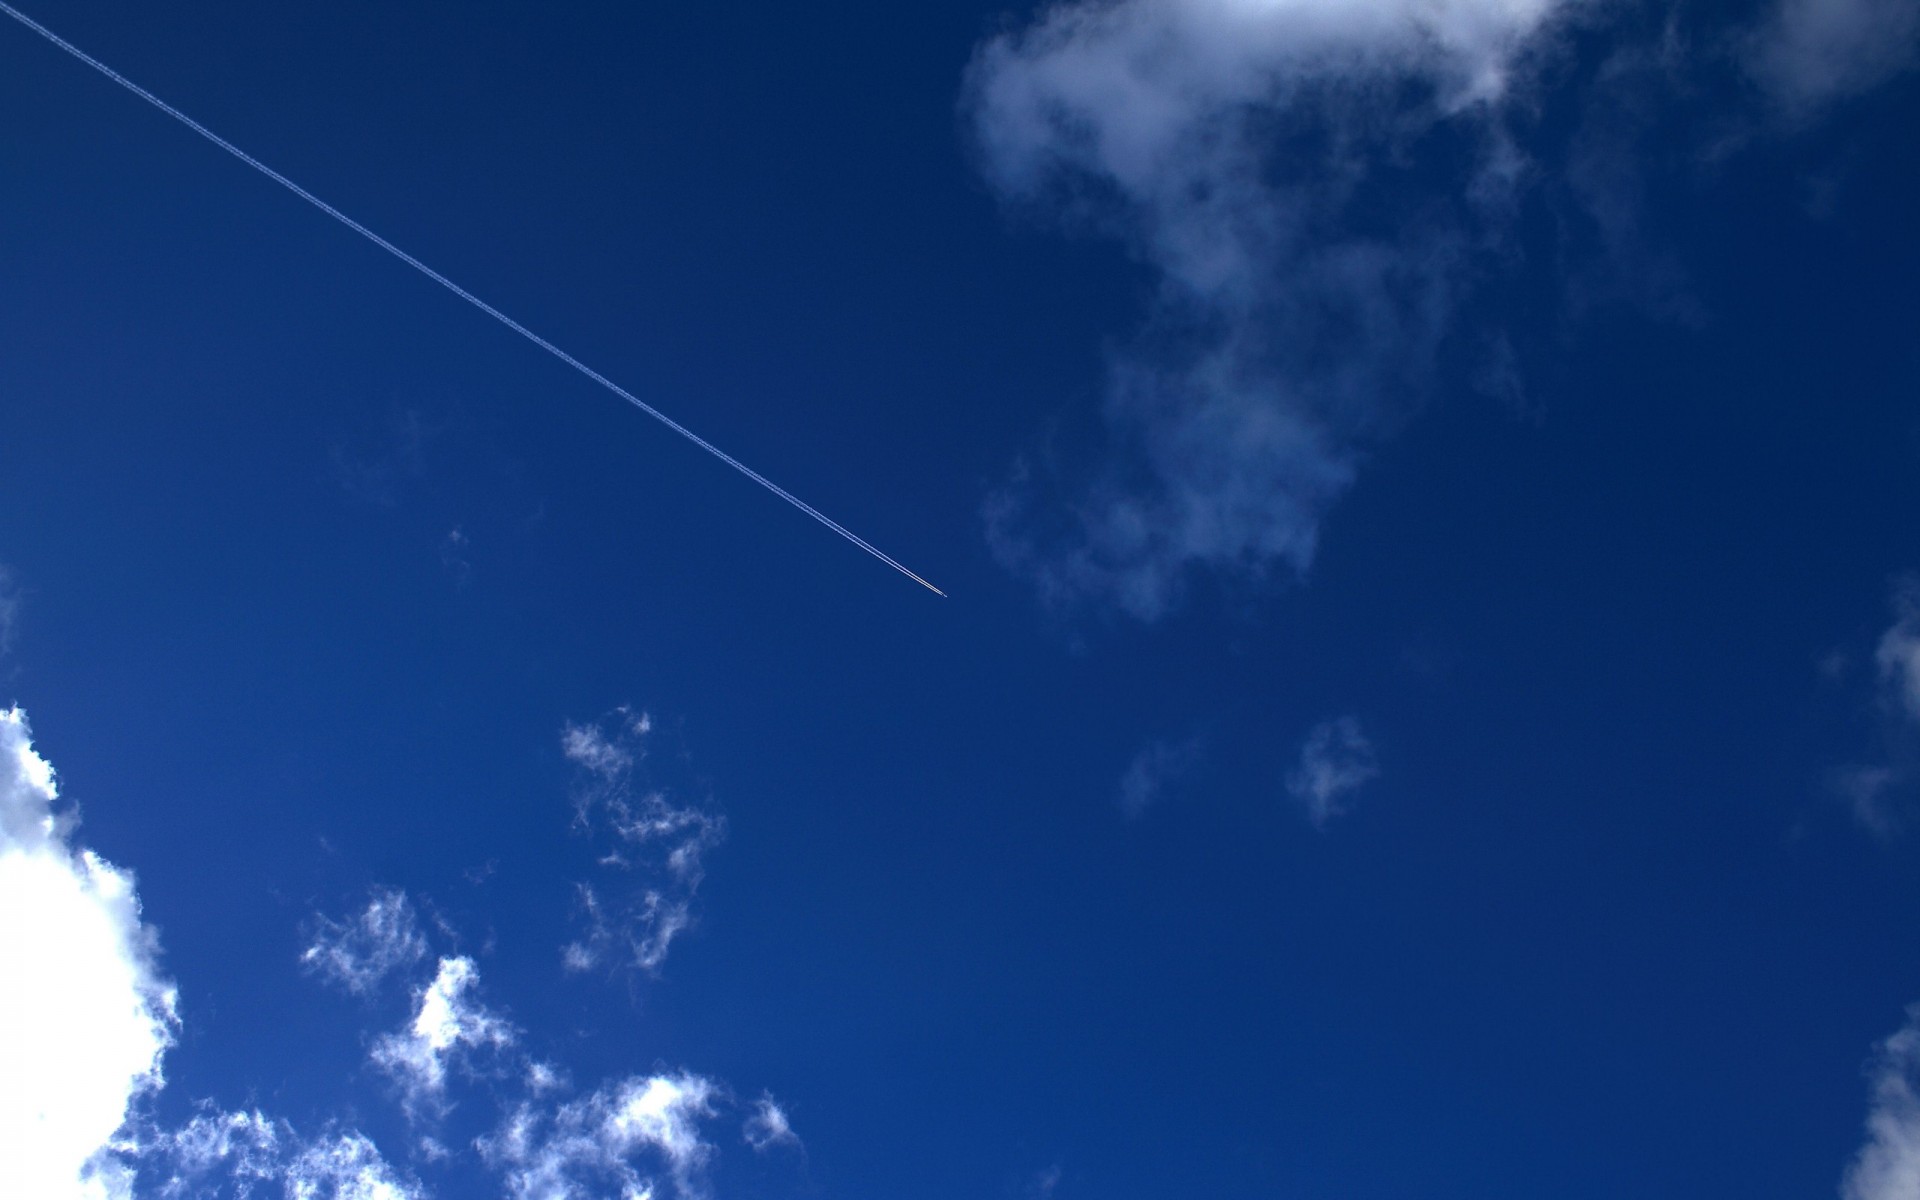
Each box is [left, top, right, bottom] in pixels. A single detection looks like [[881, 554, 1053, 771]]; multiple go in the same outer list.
[[1286, 716, 1379, 828], [371, 956, 519, 1120], [1842, 1004, 1920, 1200], [561, 707, 725, 974], [1746, 0, 1920, 112], [0, 564, 21, 658], [1832, 578, 1920, 834], [483, 1071, 722, 1200], [1118, 735, 1203, 819], [301, 886, 431, 998], [332, 408, 432, 508], [145, 1107, 423, 1200], [742, 1093, 801, 1153], [0, 707, 178, 1199], [969, 0, 1573, 619]]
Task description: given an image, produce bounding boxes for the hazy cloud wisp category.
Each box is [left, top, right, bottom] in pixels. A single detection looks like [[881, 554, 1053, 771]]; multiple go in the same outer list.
[[969, 0, 1574, 620], [1286, 715, 1379, 827]]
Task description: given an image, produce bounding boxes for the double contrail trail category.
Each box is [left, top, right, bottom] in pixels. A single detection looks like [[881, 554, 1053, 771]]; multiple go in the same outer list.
[[0, 1, 946, 598]]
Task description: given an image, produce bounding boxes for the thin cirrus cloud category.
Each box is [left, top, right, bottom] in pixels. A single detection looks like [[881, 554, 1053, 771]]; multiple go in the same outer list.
[[0, 707, 178, 1200], [561, 707, 726, 973], [968, 0, 1575, 621], [1286, 715, 1379, 828]]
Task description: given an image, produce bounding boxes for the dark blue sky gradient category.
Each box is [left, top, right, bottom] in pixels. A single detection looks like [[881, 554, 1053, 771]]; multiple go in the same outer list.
[[4, 0, 1920, 1196]]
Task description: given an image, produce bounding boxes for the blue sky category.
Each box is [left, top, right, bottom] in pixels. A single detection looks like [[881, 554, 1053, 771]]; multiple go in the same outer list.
[[3, 0, 1920, 1196]]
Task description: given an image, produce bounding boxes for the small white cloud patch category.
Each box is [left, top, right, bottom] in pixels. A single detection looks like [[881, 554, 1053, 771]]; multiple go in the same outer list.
[[742, 1094, 800, 1153], [483, 1071, 720, 1200], [371, 956, 517, 1118], [301, 886, 430, 997], [0, 707, 178, 1199], [1286, 716, 1379, 828]]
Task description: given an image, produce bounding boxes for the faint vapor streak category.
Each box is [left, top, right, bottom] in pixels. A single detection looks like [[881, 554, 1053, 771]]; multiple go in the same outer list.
[[0, 1, 945, 598]]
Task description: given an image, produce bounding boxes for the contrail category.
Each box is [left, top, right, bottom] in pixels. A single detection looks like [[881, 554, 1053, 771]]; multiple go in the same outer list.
[[0, 1, 946, 598]]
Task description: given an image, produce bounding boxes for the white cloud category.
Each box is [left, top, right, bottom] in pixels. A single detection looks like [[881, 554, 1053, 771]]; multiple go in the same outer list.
[[742, 1094, 800, 1153], [286, 1131, 424, 1200], [302, 887, 430, 997], [1747, 0, 1919, 111], [1118, 736, 1202, 819], [969, 0, 1573, 619], [0, 706, 178, 1199], [482, 1071, 720, 1200], [146, 1109, 420, 1200], [562, 709, 724, 974], [562, 706, 651, 784], [1843, 1005, 1920, 1200], [1285, 716, 1379, 827], [1833, 580, 1920, 834], [371, 956, 517, 1118], [1877, 582, 1920, 726]]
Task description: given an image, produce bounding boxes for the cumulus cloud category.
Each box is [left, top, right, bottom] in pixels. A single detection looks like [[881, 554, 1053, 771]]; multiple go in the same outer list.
[[0, 707, 178, 1199], [561, 708, 725, 973], [742, 1094, 800, 1153], [482, 1071, 721, 1200], [301, 887, 430, 997], [371, 956, 517, 1119], [969, 0, 1574, 619], [1842, 1005, 1920, 1200], [1285, 715, 1379, 827], [1118, 735, 1202, 819], [1746, 0, 1920, 111]]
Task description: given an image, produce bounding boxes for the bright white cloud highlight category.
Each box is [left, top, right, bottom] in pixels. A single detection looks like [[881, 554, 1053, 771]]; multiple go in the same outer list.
[[1843, 1005, 1920, 1200], [1286, 716, 1379, 827], [970, 0, 1573, 619], [371, 956, 517, 1117], [0, 707, 178, 1200], [483, 1071, 720, 1200], [301, 886, 430, 997]]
